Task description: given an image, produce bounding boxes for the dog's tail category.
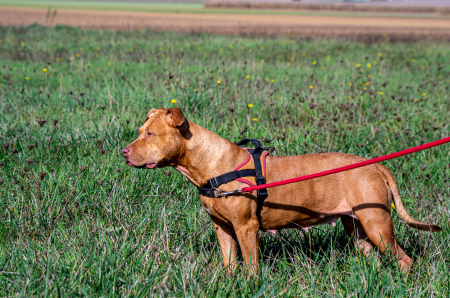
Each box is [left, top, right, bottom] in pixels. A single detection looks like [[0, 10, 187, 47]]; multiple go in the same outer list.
[[380, 165, 442, 232]]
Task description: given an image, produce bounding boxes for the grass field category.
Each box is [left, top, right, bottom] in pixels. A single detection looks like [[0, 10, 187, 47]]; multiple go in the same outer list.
[[0, 0, 204, 13], [0, 24, 449, 296]]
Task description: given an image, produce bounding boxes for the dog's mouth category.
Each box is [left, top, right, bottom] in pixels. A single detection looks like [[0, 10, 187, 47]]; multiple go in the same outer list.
[[146, 163, 156, 169], [125, 160, 157, 169]]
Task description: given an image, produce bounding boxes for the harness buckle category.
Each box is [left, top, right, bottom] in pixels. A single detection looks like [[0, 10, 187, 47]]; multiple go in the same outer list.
[[216, 188, 243, 197], [211, 176, 219, 188]]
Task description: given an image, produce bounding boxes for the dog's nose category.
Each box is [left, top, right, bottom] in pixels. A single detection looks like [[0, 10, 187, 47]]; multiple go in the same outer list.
[[122, 147, 131, 156]]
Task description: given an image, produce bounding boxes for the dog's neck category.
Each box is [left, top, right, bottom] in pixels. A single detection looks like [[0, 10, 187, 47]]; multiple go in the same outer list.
[[174, 121, 248, 187]]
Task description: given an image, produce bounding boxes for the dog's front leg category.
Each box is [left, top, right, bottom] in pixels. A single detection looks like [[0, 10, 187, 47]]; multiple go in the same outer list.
[[234, 218, 260, 273], [211, 217, 238, 270]]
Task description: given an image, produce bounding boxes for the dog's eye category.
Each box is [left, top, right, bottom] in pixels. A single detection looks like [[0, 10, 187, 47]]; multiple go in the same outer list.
[[146, 132, 153, 137]]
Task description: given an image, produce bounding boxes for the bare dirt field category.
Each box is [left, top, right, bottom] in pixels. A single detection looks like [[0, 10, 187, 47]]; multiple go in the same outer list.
[[2, 6, 450, 41], [205, 0, 450, 14]]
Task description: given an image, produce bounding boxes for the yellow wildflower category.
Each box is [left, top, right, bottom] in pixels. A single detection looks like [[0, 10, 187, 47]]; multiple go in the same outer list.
[[248, 104, 254, 108], [367, 63, 371, 68], [42, 68, 47, 72], [171, 99, 177, 104], [253, 118, 258, 122], [309, 85, 313, 89], [217, 79, 221, 85], [246, 75, 250, 79], [378, 92, 384, 95]]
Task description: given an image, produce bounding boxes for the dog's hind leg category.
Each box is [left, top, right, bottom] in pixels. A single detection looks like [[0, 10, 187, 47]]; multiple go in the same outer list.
[[341, 215, 373, 257], [353, 208, 412, 272], [211, 218, 238, 270]]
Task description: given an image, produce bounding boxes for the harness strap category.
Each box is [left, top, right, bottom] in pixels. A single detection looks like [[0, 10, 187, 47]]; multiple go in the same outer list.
[[205, 169, 256, 189], [198, 169, 256, 198], [197, 139, 269, 200], [237, 139, 268, 200], [236, 139, 262, 153]]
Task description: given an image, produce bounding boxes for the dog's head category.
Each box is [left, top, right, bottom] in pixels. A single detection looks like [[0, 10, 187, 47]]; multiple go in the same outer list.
[[122, 107, 189, 169]]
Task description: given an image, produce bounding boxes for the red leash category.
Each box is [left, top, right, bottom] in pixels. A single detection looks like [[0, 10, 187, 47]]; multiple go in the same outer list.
[[238, 136, 450, 194]]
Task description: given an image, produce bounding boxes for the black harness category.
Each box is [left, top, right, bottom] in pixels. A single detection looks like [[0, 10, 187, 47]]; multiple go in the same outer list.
[[197, 139, 268, 200]]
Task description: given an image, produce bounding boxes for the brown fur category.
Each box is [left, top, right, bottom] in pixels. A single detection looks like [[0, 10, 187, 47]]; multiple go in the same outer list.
[[122, 108, 442, 272]]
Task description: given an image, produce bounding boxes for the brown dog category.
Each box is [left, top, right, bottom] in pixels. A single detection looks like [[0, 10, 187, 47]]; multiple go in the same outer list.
[[122, 107, 442, 272]]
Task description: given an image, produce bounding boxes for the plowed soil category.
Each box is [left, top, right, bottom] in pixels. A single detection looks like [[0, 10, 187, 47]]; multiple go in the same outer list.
[[2, 6, 450, 41]]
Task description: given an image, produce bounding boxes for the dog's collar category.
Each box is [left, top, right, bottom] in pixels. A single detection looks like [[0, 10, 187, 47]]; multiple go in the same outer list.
[[197, 139, 269, 199]]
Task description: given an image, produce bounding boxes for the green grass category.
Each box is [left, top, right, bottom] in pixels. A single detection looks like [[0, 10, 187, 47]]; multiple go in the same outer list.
[[0, 0, 204, 13], [2, 0, 450, 19], [0, 24, 449, 296]]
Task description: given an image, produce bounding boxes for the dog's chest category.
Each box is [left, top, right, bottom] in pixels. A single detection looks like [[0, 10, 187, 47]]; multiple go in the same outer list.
[[200, 196, 218, 214], [200, 197, 232, 223]]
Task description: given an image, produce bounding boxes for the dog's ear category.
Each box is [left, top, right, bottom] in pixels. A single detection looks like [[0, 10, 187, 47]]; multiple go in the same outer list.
[[165, 107, 186, 127]]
